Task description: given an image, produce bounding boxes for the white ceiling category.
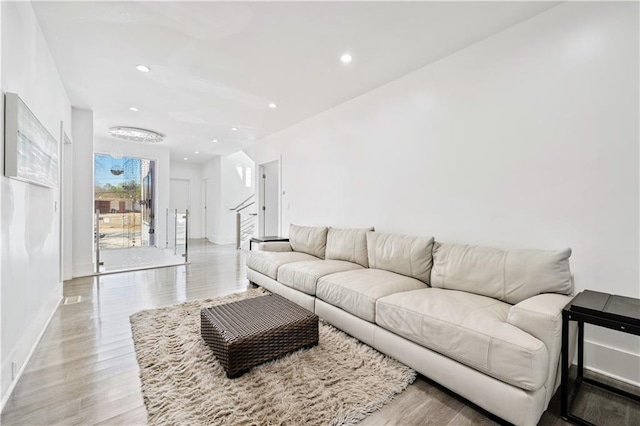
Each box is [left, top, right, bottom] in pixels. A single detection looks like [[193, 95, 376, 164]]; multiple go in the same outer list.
[[32, 1, 559, 163]]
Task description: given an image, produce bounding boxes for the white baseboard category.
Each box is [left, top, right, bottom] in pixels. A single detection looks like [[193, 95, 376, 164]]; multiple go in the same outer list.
[[583, 339, 640, 387], [0, 282, 62, 412]]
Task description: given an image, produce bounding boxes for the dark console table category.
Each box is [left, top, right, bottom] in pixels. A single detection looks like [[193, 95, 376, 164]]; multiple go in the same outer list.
[[249, 236, 289, 251], [561, 290, 640, 425]]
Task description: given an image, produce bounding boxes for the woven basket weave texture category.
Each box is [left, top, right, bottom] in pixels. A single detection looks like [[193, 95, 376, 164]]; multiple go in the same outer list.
[[201, 293, 319, 378]]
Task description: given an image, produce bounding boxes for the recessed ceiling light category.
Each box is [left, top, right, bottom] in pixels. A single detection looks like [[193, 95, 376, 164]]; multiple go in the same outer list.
[[268, 103, 277, 109], [212, 139, 219, 143], [136, 65, 150, 73], [184, 157, 188, 160], [129, 107, 139, 112], [107, 126, 164, 143], [340, 53, 352, 63], [231, 127, 238, 131], [194, 151, 199, 154]]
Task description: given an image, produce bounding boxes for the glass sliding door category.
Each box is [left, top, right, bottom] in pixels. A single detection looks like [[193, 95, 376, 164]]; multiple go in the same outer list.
[[94, 153, 185, 273], [95, 154, 147, 251]]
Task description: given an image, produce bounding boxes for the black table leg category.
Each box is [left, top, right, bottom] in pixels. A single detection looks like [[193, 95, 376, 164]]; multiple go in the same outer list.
[[561, 310, 570, 420], [577, 320, 584, 381]]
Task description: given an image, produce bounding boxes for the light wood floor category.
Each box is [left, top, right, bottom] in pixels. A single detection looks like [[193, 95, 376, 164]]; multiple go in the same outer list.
[[2, 240, 638, 425]]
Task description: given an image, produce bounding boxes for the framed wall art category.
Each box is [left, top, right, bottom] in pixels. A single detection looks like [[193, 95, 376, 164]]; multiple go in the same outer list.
[[4, 92, 59, 188]]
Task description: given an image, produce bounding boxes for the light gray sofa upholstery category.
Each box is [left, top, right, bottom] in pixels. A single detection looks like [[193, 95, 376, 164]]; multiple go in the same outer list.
[[246, 225, 576, 425]]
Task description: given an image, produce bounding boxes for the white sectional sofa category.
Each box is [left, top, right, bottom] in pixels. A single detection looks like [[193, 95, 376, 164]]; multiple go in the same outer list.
[[246, 225, 576, 425]]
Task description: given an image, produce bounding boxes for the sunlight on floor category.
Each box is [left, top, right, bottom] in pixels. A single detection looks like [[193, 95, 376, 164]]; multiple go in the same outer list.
[[99, 246, 185, 273]]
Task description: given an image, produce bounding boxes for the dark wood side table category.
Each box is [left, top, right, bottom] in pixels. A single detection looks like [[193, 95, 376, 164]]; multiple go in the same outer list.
[[249, 236, 289, 251], [561, 290, 640, 425]]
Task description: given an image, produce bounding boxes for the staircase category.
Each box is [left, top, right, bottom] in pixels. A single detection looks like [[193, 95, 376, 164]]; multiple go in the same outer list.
[[232, 195, 256, 249], [239, 213, 257, 248]]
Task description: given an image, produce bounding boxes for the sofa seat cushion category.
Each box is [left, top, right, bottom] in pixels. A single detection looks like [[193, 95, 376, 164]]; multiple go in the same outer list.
[[246, 251, 319, 280], [278, 260, 365, 296], [316, 269, 427, 323], [376, 288, 548, 391]]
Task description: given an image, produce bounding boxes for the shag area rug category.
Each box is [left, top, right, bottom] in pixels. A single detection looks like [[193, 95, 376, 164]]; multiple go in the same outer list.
[[130, 289, 416, 425]]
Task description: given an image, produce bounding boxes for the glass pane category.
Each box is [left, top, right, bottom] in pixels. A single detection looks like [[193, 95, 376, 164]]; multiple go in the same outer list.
[[174, 211, 187, 258], [95, 154, 148, 250]]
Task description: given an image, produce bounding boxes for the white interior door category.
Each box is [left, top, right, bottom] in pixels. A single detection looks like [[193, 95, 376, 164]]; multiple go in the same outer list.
[[169, 179, 191, 248], [202, 178, 208, 241], [259, 160, 280, 236]]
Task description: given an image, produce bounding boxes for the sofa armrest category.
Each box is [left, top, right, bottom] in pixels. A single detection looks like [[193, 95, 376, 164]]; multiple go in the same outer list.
[[254, 241, 293, 252], [507, 293, 572, 346], [507, 293, 575, 401]]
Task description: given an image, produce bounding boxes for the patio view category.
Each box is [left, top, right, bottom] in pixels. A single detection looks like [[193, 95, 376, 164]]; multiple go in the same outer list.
[[94, 154, 152, 249]]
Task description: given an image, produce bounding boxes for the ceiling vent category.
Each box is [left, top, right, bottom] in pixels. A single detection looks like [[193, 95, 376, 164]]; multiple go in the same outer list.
[[108, 126, 164, 143]]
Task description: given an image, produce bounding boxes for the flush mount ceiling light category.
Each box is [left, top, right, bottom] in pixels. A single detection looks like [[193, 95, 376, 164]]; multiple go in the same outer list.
[[184, 157, 188, 160], [136, 65, 150, 72], [268, 103, 277, 109], [194, 151, 199, 154], [107, 126, 164, 143], [231, 127, 238, 131], [129, 107, 139, 112], [212, 139, 219, 143], [340, 53, 352, 63]]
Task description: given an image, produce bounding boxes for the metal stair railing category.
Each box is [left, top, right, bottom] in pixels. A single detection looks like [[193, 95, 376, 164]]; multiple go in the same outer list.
[[232, 194, 256, 249], [240, 214, 256, 246]]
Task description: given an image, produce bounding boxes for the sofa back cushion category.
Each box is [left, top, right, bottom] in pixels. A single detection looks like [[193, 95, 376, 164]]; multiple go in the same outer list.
[[366, 231, 434, 284], [430, 242, 573, 304], [289, 224, 328, 259], [325, 227, 374, 267]]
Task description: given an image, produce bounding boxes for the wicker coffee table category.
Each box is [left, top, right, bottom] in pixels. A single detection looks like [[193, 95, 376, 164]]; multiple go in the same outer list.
[[201, 293, 319, 378]]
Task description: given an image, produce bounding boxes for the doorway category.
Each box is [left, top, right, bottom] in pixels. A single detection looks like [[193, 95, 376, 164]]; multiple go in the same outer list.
[[203, 178, 209, 241], [94, 153, 184, 273], [94, 154, 150, 250], [259, 160, 280, 236]]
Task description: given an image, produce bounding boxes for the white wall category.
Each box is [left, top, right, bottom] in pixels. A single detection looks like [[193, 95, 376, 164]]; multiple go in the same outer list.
[[94, 136, 171, 250], [0, 1, 71, 405], [169, 161, 203, 239], [71, 108, 94, 277], [255, 2, 639, 383]]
